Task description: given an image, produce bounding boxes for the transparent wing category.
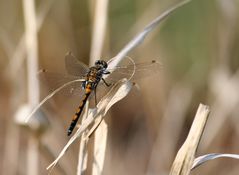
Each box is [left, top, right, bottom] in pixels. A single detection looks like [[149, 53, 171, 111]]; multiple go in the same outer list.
[[38, 57, 160, 108], [105, 57, 162, 83], [25, 70, 87, 123], [38, 69, 85, 98], [38, 69, 99, 110], [65, 52, 89, 76]]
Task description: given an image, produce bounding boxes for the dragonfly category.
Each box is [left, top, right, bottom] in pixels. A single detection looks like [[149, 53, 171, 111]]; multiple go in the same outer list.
[[66, 58, 111, 136], [38, 52, 160, 136]]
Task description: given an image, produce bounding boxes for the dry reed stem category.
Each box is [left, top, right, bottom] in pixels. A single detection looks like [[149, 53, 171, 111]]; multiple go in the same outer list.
[[22, 0, 40, 174], [89, 0, 109, 66], [169, 104, 210, 175], [27, 135, 39, 175], [5, 0, 55, 78], [23, 0, 39, 107], [88, 0, 109, 174]]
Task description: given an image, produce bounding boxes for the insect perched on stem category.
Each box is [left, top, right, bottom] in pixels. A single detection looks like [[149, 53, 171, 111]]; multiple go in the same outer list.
[[34, 52, 160, 136], [67, 58, 111, 136]]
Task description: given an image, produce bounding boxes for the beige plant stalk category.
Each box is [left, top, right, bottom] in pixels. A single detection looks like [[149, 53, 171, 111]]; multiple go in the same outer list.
[[23, 0, 39, 175], [169, 104, 210, 175]]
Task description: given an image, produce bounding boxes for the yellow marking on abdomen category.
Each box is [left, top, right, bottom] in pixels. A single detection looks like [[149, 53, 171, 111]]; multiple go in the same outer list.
[[72, 114, 78, 120], [85, 84, 92, 94], [67, 84, 93, 136]]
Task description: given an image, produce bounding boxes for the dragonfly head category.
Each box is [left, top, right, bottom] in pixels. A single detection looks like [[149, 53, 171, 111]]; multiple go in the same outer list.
[[95, 60, 108, 70]]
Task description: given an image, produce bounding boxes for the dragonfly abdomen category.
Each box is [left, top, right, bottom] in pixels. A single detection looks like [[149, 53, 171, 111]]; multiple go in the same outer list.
[[67, 85, 92, 136]]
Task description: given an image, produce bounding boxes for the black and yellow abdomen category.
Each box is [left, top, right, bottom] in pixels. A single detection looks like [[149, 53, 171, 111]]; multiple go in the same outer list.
[[67, 84, 92, 136], [67, 61, 107, 136]]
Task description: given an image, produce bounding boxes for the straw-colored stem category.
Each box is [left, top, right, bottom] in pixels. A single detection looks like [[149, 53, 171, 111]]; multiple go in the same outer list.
[[88, 0, 109, 174], [22, 0, 39, 174], [27, 135, 39, 175], [169, 104, 210, 175], [23, 0, 39, 107], [5, 0, 55, 78], [89, 0, 109, 65]]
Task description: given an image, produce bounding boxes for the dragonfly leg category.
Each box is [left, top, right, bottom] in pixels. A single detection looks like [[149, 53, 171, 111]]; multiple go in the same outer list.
[[102, 78, 111, 87], [103, 70, 110, 74], [94, 89, 97, 105]]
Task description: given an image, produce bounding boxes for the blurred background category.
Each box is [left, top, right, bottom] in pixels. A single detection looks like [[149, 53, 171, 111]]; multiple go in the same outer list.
[[0, 0, 239, 174]]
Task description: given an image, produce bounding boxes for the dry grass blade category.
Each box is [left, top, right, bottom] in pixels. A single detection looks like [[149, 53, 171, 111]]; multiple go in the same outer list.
[[107, 0, 191, 70], [46, 79, 132, 171], [169, 104, 210, 175], [192, 153, 239, 170], [89, 0, 109, 66]]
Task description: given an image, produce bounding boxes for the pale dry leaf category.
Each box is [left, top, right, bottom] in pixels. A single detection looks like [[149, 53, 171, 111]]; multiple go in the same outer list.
[[92, 119, 108, 175], [169, 104, 210, 175], [192, 153, 239, 169]]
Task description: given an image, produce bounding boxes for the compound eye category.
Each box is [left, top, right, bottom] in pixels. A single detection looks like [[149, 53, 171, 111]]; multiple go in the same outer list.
[[103, 62, 108, 69], [95, 60, 101, 65], [99, 60, 107, 68]]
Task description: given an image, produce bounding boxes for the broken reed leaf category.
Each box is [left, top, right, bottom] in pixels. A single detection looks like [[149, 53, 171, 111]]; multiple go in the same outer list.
[[24, 78, 84, 123], [169, 104, 210, 175], [107, 0, 191, 70], [192, 153, 239, 170], [47, 78, 132, 170], [92, 120, 108, 175]]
